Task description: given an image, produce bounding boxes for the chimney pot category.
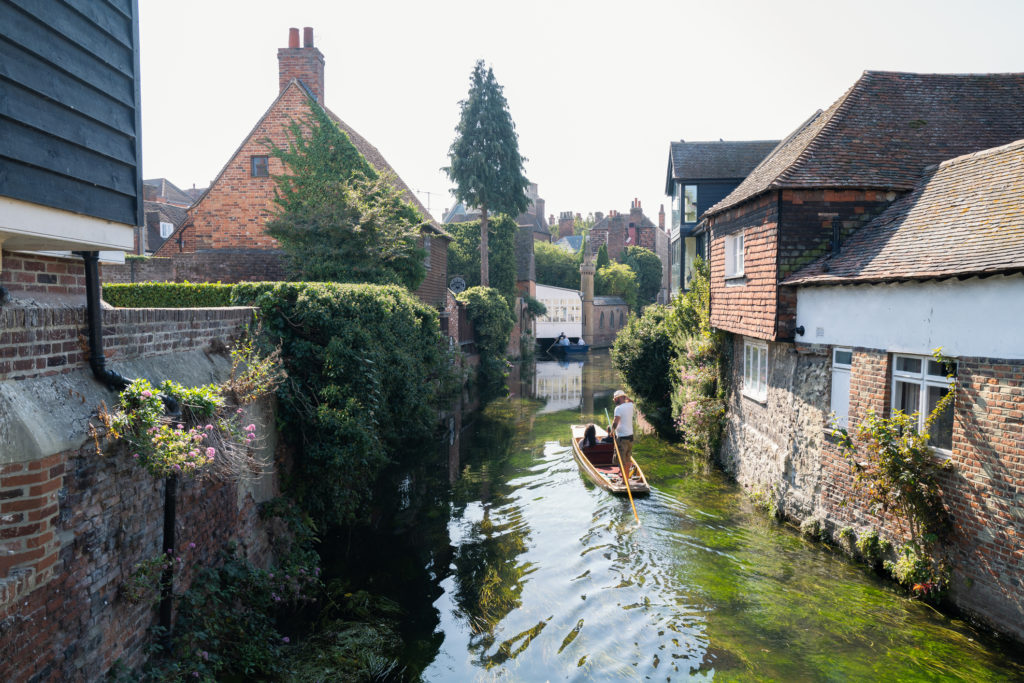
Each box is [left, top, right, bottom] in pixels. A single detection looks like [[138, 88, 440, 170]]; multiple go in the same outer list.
[[303, 27, 314, 47], [288, 27, 299, 48]]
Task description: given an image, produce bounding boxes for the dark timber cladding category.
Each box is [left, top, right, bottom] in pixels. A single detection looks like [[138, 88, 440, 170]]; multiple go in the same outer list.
[[0, 0, 143, 226]]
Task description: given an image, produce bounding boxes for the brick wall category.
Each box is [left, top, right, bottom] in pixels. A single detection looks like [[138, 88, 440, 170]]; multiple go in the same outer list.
[[774, 190, 893, 337], [0, 438, 277, 680], [709, 190, 896, 341], [0, 304, 282, 679], [708, 193, 779, 339], [103, 250, 289, 285], [153, 85, 314, 257], [1, 252, 86, 299], [0, 306, 253, 382], [719, 336, 1024, 641]]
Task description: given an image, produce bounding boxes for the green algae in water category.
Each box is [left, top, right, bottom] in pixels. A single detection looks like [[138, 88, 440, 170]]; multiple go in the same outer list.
[[379, 352, 1024, 680]]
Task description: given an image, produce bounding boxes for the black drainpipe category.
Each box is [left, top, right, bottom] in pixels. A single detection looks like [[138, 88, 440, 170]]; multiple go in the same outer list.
[[78, 251, 180, 646], [79, 251, 130, 391]]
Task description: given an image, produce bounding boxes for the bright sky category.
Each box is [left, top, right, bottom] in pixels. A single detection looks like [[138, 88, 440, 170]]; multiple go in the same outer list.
[[139, 0, 1024, 224]]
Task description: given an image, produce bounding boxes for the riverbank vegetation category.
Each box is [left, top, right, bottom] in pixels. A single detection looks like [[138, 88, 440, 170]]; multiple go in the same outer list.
[[612, 259, 728, 446]]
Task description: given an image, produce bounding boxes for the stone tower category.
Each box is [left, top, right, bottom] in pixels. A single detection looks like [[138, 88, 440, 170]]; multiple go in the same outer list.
[[580, 249, 595, 343]]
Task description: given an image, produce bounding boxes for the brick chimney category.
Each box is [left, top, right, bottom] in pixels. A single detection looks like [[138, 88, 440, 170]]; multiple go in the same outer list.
[[558, 211, 575, 238], [630, 198, 642, 219], [278, 26, 325, 104], [659, 203, 665, 230]]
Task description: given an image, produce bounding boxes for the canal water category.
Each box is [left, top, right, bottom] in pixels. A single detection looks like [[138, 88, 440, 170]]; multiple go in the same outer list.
[[358, 351, 1024, 681]]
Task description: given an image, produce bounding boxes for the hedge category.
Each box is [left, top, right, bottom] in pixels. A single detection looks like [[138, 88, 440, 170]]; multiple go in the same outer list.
[[102, 282, 235, 308], [231, 281, 454, 527]]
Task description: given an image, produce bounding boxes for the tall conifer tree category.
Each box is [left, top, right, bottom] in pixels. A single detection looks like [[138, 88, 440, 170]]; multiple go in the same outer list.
[[445, 60, 529, 288]]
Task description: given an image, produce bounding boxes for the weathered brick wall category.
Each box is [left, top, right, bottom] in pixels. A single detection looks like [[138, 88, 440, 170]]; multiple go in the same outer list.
[[708, 193, 779, 339], [0, 434, 278, 680], [103, 250, 289, 285], [0, 304, 283, 680], [774, 190, 894, 337], [0, 306, 253, 382], [709, 191, 895, 341], [1, 252, 86, 299], [720, 338, 1024, 641]]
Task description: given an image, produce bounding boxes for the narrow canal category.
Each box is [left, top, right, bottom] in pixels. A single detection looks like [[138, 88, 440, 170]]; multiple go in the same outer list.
[[351, 351, 1024, 681]]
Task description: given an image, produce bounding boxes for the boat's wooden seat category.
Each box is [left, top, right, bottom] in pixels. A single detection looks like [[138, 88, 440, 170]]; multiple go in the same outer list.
[[581, 442, 616, 467]]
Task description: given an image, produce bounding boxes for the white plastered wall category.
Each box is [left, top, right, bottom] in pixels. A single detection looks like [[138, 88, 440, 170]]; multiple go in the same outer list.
[[795, 274, 1024, 360]]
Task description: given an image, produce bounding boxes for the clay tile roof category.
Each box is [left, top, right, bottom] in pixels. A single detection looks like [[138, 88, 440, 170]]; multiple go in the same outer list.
[[665, 140, 780, 193], [707, 71, 1024, 217], [785, 138, 1024, 286]]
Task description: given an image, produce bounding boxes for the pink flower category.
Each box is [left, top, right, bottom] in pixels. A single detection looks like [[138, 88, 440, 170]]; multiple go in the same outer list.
[[282, 636, 290, 643], [206, 447, 216, 458], [236, 408, 243, 414], [245, 424, 256, 432], [205, 424, 213, 431], [132, 453, 140, 459], [189, 542, 196, 549], [176, 423, 184, 430], [141, 390, 152, 398]]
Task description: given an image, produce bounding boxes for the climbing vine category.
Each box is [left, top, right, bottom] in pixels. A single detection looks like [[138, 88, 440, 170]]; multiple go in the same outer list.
[[834, 348, 956, 599]]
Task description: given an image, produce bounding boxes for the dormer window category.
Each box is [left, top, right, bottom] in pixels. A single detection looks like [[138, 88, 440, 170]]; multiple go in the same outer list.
[[251, 155, 270, 177], [159, 221, 174, 239]]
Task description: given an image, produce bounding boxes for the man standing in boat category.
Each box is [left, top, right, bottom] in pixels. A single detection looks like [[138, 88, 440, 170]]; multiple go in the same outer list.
[[611, 389, 634, 477]]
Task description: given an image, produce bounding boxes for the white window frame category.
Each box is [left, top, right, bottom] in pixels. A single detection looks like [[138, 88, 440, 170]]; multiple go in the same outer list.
[[724, 232, 744, 279], [830, 348, 852, 429], [742, 339, 768, 402], [891, 354, 957, 455], [159, 221, 174, 239]]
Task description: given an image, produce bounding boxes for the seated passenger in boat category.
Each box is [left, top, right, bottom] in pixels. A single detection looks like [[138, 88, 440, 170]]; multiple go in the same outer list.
[[579, 423, 598, 449]]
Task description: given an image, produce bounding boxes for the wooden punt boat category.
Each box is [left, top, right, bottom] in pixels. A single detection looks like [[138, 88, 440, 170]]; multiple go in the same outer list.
[[569, 424, 650, 496]]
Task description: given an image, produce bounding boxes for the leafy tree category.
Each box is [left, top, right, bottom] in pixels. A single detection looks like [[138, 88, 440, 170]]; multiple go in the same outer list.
[[595, 262, 638, 311], [621, 246, 663, 306], [444, 60, 530, 288], [595, 244, 610, 271], [267, 104, 427, 289], [535, 241, 580, 290], [445, 215, 518, 311], [611, 305, 675, 437]]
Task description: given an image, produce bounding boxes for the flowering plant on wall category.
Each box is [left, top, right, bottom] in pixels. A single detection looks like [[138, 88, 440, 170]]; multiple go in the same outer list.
[[101, 378, 251, 479], [97, 330, 285, 479]]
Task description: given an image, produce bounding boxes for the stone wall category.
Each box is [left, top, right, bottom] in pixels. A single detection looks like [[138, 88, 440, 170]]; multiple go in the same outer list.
[[0, 304, 284, 680], [718, 334, 1024, 641]]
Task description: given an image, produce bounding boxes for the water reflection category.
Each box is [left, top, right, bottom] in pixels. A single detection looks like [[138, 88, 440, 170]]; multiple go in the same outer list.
[[354, 351, 1024, 681]]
